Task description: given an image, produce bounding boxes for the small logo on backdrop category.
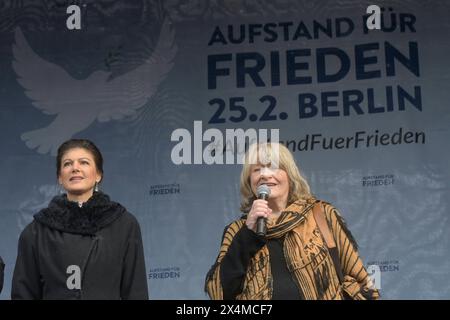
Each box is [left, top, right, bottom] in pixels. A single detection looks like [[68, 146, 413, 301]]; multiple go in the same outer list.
[[367, 260, 399, 290], [149, 184, 181, 196], [12, 18, 177, 155], [367, 260, 400, 273], [148, 267, 180, 280], [66, 265, 81, 290], [362, 174, 394, 187]]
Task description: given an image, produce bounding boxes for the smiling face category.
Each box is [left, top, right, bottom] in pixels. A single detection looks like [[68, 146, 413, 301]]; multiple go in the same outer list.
[[240, 143, 313, 213], [249, 164, 290, 208], [58, 148, 102, 201]]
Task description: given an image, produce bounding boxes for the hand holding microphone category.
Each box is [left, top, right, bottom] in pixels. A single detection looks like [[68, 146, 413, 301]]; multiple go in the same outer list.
[[246, 184, 271, 236]]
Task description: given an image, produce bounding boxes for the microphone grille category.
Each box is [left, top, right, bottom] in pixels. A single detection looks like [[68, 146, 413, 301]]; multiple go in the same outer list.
[[257, 184, 271, 197]]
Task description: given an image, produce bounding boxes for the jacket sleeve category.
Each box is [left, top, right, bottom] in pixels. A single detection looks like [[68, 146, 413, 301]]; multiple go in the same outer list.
[[120, 215, 149, 300], [0, 256, 4, 294], [324, 203, 380, 300], [11, 223, 43, 300], [205, 220, 266, 300]]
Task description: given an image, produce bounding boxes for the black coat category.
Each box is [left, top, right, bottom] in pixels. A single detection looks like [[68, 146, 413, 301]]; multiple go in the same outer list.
[[0, 256, 4, 294], [11, 192, 149, 300]]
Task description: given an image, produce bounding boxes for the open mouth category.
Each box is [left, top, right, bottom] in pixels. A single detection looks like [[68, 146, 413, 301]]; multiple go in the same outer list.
[[69, 177, 84, 181], [261, 183, 277, 187]]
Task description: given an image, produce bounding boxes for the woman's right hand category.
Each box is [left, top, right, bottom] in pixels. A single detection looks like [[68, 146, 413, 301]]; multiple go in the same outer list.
[[246, 199, 272, 233]]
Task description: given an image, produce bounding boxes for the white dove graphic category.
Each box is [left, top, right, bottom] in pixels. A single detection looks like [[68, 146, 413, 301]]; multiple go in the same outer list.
[[12, 19, 177, 155]]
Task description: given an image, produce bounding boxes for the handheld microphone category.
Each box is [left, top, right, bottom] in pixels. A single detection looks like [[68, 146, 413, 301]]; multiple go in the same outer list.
[[256, 184, 271, 236]]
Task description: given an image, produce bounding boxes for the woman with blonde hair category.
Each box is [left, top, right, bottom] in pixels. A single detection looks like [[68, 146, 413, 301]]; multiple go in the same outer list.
[[205, 142, 379, 300]]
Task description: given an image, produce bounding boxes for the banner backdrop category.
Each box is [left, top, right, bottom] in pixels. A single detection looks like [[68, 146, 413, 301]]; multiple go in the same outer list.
[[0, 0, 449, 299]]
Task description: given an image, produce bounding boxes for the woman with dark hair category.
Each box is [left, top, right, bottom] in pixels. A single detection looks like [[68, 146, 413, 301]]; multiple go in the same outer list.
[[205, 142, 379, 300], [12, 139, 148, 300]]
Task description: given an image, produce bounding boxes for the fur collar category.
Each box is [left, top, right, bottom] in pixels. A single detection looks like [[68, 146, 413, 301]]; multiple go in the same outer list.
[[34, 192, 125, 235]]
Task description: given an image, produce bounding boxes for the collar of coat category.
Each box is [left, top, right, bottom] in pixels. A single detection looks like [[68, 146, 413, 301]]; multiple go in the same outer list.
[[34, 191, 125, 235]]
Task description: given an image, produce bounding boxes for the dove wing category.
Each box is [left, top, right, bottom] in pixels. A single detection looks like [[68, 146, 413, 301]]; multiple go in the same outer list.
[[96, 18, 177, 122], [12, 28, 84, 115]]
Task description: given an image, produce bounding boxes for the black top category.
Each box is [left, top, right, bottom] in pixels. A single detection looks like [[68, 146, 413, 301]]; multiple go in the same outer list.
[[328, 246, 344, 283], [266, 237, 303, 299], [220, 227, 304, 299]]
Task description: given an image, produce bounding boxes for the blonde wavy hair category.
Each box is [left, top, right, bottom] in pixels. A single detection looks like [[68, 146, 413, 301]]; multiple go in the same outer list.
[[240, 142, 312, 212]]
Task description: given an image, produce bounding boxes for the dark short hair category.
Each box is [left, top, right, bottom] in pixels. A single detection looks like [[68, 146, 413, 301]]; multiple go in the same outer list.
[[56, 139, 104, 182]]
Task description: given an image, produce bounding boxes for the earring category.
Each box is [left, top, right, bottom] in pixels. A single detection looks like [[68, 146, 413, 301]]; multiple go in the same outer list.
[[94, 182, 99, 192]]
